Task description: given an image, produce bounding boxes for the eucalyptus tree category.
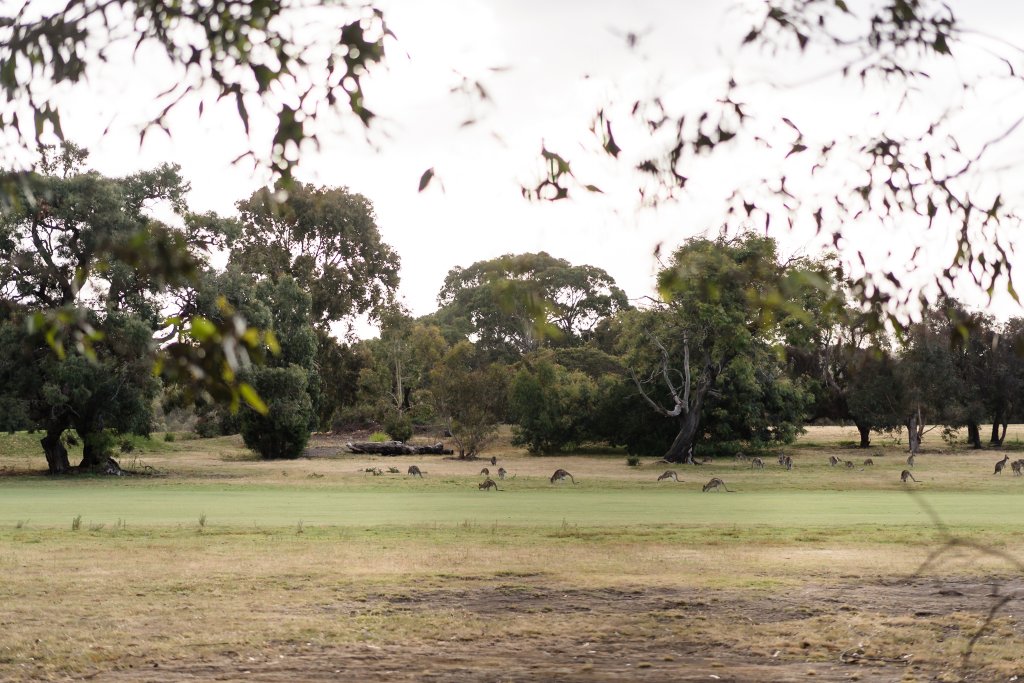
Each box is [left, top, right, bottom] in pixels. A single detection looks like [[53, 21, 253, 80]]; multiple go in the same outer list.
[[624, 234, 818, 462], [232, 182, 400, 328], [437, 252, 628, 360]]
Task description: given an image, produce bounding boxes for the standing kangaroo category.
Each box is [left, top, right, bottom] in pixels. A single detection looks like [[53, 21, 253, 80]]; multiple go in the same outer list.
[[657, 470, 681, 482], [550, 469, 577, 484], [906, 453, 916, 468], [750, 457, 764, 469], [901, 469, 919, 483], [994, 455, 1011, 475], [782, 455, 793, 470], [490, 456, 497, 466], [479, 478, 498, 491], [702, 477, 733, 492], [1012, 460, 1024, 476], [497, 467, 508, 480], [407, 465, 423, 477], [829, 455, 842, 467]]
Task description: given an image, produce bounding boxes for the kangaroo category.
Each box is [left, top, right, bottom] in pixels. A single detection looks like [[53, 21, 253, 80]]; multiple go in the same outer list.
[[900, 469, 919, 483], [490, 456, 497, 466], [702, 477, 733, 492], [497, 467, 507, 480], [407, 465, 423, 477], [480, 467, 490, 476], [1012, 460, 1024, 476], [734, 452, 747, 462], [783, 455, 793, 470], [906, 453, 916, 468], [657, 470, 681, 482], [829, 455, 841, 467], [845, 460, 855, 469], [750, 457, 764, 469], [777, 453, 787, 466], [550, 468, 577, 484], [863, 458, 874, 466], [479, 478, 498, 491], [994, 455, 1011, 475]]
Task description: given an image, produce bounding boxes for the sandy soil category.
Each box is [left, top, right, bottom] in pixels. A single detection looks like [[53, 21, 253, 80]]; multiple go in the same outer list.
[[91, 576, 1024, 682]]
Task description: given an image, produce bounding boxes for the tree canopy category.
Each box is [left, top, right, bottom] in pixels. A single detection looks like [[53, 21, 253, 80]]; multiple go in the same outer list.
[[437, 252, 628, 359], [232, 182, 400, 327]]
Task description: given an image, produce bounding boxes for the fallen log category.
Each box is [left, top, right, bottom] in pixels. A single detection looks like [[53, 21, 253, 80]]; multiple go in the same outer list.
[[345, 441, 453, 456]]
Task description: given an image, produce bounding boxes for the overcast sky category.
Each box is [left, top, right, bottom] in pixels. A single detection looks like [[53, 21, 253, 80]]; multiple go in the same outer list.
[[37, 0, 1024, 334]]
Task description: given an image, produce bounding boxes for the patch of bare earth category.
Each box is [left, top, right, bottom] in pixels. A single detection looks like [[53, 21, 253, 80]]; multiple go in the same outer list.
[[91, 576, 1024, 682]]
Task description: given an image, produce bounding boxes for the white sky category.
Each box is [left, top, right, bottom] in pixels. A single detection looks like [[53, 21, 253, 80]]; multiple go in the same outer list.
[[24, 0, 1024, 334]]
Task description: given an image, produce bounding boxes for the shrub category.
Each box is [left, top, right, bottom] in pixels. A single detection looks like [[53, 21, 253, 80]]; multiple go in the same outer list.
[[626, 455, 641, 467], [163, 432, 175, 442], [508, 358, 598, 453], [368, 431, 390, 442], [383, 413, 413, 442], [239, 365, 314, 459]]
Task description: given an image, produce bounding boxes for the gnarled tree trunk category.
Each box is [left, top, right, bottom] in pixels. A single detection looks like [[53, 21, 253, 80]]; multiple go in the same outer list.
[[41, 429, 70, 475], [631, 333, 723, 465]]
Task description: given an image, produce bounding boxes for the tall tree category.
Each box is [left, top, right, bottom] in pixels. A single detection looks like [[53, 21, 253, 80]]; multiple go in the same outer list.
[[0, 144, 248, 472], [437, 252, 628, 359], [232, 182, 400, 328], [626, 234, 817, 462]]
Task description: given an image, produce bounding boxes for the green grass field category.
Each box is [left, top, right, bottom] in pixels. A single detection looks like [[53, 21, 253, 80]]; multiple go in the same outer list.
[[3, 426, 1024, 681]]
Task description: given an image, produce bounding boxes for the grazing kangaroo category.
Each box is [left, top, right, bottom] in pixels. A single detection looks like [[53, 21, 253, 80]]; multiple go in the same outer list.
[[657, 470, 681, 482], [702, 477, 733, 492], [550, 468, 577, 484], [490, 456, 497, 466], [750, 457, 764, 469], [1012, 460, 1024, 476], [845, 460, 855, 469], [407, 465, 424, 477], [900, 469, 919, 483], [994, 455, 1011, 475], [480, 467, 490, 476], [783, 455, 793, 470], [734, 452, 747, 462], [863, 458, 874, 466], [906, 453, 915, 468], [479, 478, 498, 491], [829, 455, 841, 467]]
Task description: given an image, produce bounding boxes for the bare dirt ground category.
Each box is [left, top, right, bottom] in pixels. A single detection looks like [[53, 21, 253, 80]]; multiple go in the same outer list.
[[91, 575, 1024, 682]]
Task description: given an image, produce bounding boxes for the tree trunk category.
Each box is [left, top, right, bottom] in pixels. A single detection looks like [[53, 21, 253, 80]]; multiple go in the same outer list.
[[991, 417, 1007, 446], [79, 431, 105, 469], [966, 421, 982, 449], [908, 410, 921, 455], [41, 429, 70, 475], [855, 421, 871, 448], [664, 405, 703, 463]]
